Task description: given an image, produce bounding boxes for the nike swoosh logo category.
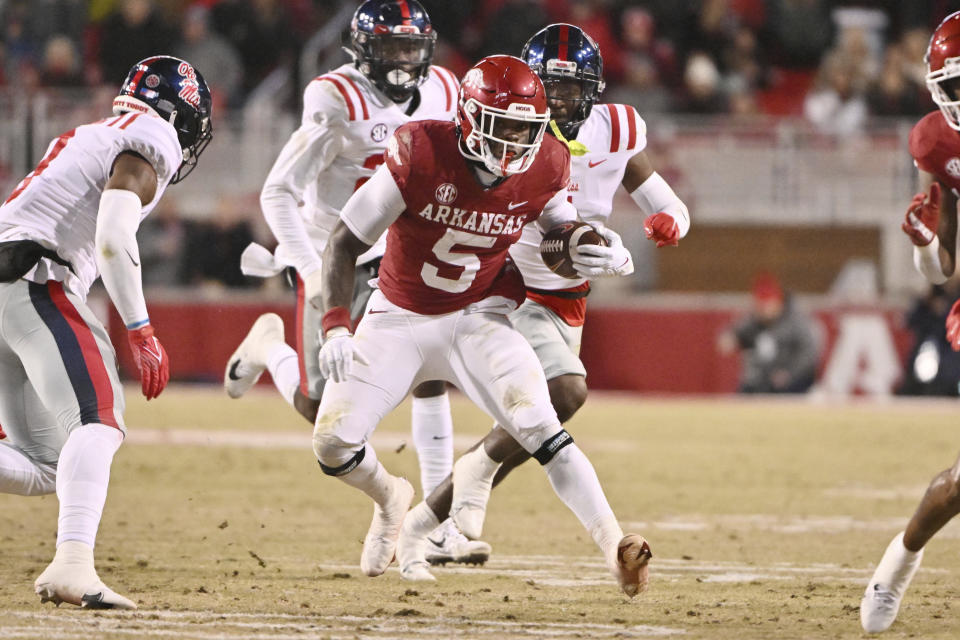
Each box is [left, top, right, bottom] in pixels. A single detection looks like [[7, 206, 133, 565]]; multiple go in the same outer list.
[[368, 309, 389, 315], [228, 360, 242, 381], [81, 591, 109, 609], [124, 248, 140, 267], [432, 435, 448, 440], [507, 201, 527, 210], [588, 159, 607, 168]]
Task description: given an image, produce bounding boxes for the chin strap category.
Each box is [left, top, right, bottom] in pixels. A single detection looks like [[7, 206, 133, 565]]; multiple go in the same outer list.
[[549, 120, 589, 156]]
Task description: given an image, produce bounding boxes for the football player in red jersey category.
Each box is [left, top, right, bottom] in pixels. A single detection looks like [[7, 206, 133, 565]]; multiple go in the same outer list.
[[397, 24, 691, 580], [311, 55, 652, 596], [862, 11, 960, 632]]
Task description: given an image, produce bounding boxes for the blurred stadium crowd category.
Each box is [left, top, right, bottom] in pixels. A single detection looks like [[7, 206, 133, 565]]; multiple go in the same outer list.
[[3, 0, 959, 122]]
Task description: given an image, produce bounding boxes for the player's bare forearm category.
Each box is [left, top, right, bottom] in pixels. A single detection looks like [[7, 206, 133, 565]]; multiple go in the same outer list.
[[320, 221, 371, 313], [938, 185, 958, 273]]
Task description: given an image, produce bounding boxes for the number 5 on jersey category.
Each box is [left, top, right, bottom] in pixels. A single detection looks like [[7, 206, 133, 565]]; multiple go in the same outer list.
[[422, 229, 497, 293]]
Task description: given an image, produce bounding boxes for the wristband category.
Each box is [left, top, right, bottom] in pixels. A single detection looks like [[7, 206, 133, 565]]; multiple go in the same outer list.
[[913, 236, 949, 284], [321, 306, 352, 336]]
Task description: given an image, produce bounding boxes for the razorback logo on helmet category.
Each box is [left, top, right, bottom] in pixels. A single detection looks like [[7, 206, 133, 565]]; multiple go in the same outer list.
[[462, 68, 483, 90]]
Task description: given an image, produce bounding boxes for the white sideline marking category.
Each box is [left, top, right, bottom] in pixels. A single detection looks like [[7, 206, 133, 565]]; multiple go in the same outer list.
[[125, 428, 481, 451], [1, 610, 684, 638], [623, 514, 960, 538]]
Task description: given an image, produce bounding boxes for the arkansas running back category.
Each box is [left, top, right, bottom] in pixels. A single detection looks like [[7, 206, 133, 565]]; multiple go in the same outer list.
[[311, 55, 651, 597]]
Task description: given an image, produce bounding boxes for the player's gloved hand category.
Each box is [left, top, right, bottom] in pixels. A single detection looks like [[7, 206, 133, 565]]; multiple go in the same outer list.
[[572, 226, 635, 277], [902, 182, 941, 247], [303, 268, 324, 310], [319, 327, 354, 383], [127, 324, 169, 400], [947, 299, 960, 352], [644, 212, 680, 248]]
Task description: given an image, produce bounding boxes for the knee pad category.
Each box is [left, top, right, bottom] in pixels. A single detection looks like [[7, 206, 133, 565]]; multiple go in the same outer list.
[[313, 431, 365, 476], [532, 429, 575, 465]]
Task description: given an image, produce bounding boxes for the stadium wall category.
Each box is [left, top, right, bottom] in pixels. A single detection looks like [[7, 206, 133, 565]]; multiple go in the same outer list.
[[103, 299, 914, 395]]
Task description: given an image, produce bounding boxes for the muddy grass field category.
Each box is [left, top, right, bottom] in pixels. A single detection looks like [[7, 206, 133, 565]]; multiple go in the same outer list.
[[2, 387, 959, 639]]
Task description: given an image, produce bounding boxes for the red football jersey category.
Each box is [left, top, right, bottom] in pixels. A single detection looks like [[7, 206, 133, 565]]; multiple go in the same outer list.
[[909, 111, 960, 190], [378, 120, 571, 315]]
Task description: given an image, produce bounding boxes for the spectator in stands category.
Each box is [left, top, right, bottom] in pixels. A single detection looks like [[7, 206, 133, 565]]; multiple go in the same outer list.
[[897, 283, 960, 397], [98, 0, 176, 84], [477, 0, 548, 59], [174, 5, 243, 108], [1, 3, 39, 84], [677, 52, 728, 113], [764, 0, 834, 69], [180, 195, 258, 289], [210, 0, 297, 98], [716, 272, 819, 394], [866, 43, 926, 117], [39, 35, 85, 88], [138, 197, 186, 288], [804, 51, 868, 135], [568, 0, 624, 81]]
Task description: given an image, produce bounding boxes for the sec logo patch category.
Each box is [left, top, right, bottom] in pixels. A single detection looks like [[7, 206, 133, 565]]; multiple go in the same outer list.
[[370, 123, 388, 142], [946, 157, 960, 179], [435, 183, 458, 204]]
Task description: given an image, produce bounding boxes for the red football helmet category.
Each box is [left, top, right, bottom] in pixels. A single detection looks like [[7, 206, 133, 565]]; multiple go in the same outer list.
[[927, 11, 960, 130], [457, 55, 550, 176]]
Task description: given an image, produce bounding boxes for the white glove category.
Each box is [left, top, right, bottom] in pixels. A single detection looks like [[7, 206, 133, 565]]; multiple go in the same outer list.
[[319, 327, 354, 382], [572, 226, 635, 277], [303, 269, 324, 310]]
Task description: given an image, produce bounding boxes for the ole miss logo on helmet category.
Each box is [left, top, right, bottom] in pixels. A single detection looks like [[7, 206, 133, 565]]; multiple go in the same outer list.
[[177, 62, 202, 108]]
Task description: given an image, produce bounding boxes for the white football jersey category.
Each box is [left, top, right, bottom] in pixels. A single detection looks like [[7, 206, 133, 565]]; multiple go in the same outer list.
[[262, 63, 459, 271], [0, 112, 181, 298], [510, 103, 646, 290]]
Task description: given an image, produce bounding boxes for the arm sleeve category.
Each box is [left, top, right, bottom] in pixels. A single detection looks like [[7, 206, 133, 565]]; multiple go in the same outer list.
[[535, 189, 579, 231], [95, 189, 149, 328], [259, 80, 347, 276], [340, 164, 406, 245], [630, 171, 691, 238]]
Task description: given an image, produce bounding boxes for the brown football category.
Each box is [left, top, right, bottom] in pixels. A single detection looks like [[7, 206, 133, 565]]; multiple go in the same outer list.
[[539, 221, 606, 279]]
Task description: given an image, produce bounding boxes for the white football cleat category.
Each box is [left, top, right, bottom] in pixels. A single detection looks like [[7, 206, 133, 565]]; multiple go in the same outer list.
[[35, 541, 137, 610], [224, 313, 285, 399], [610, 534, 652, 598], [450, 448, 500, 540], [425, 519, 491, 566], [861, 532, 924, 633], [397, 517, 436, 582], [360, 476, 414, 577]]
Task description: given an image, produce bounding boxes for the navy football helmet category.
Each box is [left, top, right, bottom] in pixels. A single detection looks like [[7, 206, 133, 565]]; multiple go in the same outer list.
[[347, 0, 437, 103], [521, 24, 605, 139], [113, 55, 213, 183]]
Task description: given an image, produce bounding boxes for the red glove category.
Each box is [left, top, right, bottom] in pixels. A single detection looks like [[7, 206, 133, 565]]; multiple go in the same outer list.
[[127, 324, 169, 400], [644, 212, 680, 247], [902, 182, 941, 247], [947, 299, 960, 352]]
